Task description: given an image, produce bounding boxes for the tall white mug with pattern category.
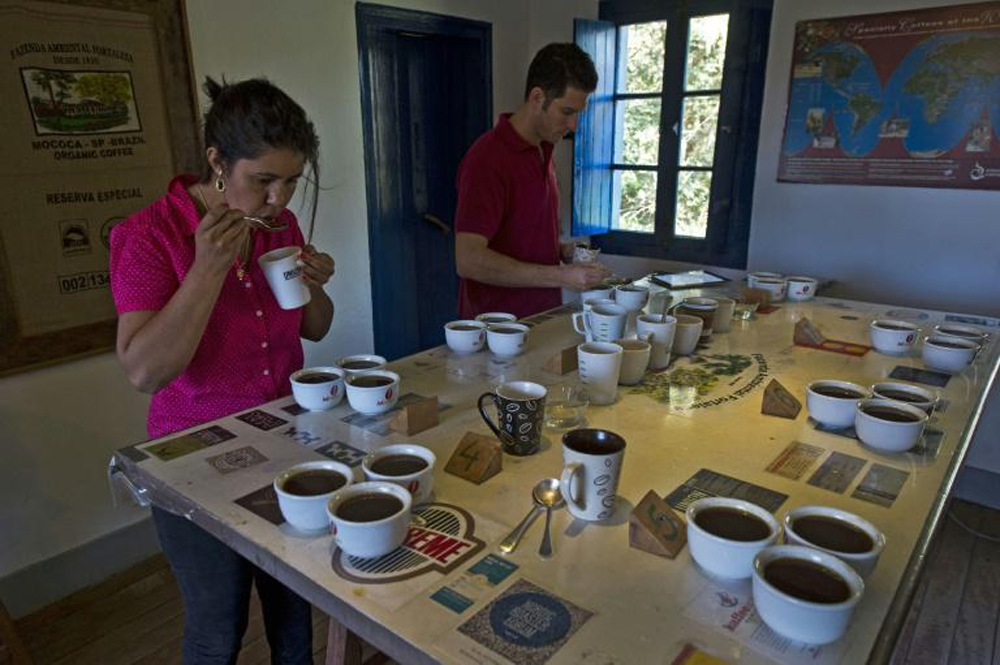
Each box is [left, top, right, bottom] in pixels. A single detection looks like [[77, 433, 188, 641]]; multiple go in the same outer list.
[[561, 429, 627, 522]]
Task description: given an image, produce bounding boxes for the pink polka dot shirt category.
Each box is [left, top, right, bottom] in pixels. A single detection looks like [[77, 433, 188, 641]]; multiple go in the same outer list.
[[110, 175, 305, 438]]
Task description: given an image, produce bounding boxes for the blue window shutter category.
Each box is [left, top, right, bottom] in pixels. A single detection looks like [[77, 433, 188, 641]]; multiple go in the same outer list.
[[573, 19, 616, 237]]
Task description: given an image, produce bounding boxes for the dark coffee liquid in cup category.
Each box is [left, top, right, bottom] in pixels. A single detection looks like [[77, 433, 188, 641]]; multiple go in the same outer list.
[[792, 515, 875, 554], [812, 386, 864, 399], [931, 340, 972, 350], [764, 558, 851, 604], [450, 325, 481, 331], [350, 375, 393, 388], [296, 372, 338, 384], [939, 328, 980, 339], [874, 323, 914, 331], [862, 406, 921, 422], [369, 454, 428, 476], [480, 316, 509, 324], [342, 360, 380, 370], [282, 469, 347, 496], [563, 429, 626, 455], [694, 507, 771, 542], [491, 327, 521, 334], [874, 389, 925, 404], [335, 493, 403, 522]]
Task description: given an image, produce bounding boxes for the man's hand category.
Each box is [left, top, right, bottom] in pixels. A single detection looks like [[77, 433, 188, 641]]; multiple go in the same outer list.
[[559, 262, 612, 291]]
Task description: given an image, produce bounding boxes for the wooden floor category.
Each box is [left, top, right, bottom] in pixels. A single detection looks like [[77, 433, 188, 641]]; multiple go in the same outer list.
[[9, 499, 1000, 664]]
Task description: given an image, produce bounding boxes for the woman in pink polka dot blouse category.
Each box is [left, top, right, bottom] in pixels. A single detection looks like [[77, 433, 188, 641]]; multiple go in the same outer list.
[[110, 77, 333, 664]]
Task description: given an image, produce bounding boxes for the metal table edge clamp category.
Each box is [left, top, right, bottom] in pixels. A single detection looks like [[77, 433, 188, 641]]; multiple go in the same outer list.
[[107, 456, 151, 508]]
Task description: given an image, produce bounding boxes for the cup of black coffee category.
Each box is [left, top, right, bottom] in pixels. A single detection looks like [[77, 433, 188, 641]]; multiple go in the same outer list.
[[336, 354, 388, 375], [685, 497, 780, 579], [854, 397, 927, 452], [345, 370, 400, 415], [806, 380, 870, 429], [362, 444, 436, 505], [289, 366, 346, 411], [752, 544, 864, 644], [325, 481, 412, 558], [870, 381, 937, 413], [274, 461, 354, 532], [783, 506, 885, 578]]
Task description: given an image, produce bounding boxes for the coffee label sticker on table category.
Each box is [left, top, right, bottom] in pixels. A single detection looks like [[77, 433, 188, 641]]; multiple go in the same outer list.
[[889, 366, 951, 388], [145, 425, 237, 461], [280, 402, 308, 416], [235, 483, 284, 525], [809, 418, 857, 439], [430, 554, 519, 614], [206, 445, 269, 475], [806, 452, 866, 494], [455, 579, 593, 665], [665, 469, 788, 513], [235, 409, 288, 431], [852, 464, 910, 507], [316, 440, 368, 467], [341, 393, 448, 436], [682, 583, 846, 665], [766, 442, 825, 480]]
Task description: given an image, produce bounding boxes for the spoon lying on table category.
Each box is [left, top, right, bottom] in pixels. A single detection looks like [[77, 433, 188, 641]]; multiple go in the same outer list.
[[498, 479, 559, 554], [536, 479, 564, 559]]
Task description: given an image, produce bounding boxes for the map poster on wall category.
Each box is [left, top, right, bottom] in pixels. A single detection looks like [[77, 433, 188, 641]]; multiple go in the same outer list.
[[0, 0, 199, 375], [777, 2, 1000, 189]]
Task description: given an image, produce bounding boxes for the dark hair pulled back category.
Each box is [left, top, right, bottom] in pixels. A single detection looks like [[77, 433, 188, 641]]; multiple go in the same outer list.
[[524, 43, 598, 107], [202, 76, 320, 237]]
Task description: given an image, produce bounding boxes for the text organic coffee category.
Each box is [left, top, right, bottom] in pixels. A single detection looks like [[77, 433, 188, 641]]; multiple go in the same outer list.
[[282, 469, 347, 496], [792, 516, 874, 554], [763, 558, 852, 604], [335, 493, 404, 522], [694, 507, 772, 542], [369, 454, 428, 476]]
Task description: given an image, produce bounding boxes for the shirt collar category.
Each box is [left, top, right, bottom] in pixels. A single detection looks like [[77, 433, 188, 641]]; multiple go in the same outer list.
[[496, 113, 555, 158], [168, 174, 203, 236]]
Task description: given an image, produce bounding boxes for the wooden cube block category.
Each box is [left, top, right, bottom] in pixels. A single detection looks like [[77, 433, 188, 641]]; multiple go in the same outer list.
[[794, 318, 826, 347], [543, 345, 579, 375], [390, 397, 439, 435], [761, 379, 802, 419], [628, 490, 687, 559], [444, 432, 502, 485]]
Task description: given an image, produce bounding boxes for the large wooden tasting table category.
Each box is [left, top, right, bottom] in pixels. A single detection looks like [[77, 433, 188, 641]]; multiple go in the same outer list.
[[112, 292, 999, 665]]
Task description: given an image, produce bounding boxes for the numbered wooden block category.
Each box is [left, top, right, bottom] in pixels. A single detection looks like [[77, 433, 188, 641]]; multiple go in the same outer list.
[[543, 345, 579, 375], [761, 379, 802, 419], [444, 432, 502, 485], [628, 490, 687, 559], [794, 317, 827, 347], [390, 397, 439, 435]]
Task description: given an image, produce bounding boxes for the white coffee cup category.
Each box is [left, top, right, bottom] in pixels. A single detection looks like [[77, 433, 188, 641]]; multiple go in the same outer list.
[[326, 481, 412, 559], [754, 277, 787, 303], [573, 304, 627, 343], [258, 246, 311, 310], [560, 428, 626, 522], [274, 460, 354, 532], [362, 443, 436, 505], [747, 271, 783, 289], [870, 319, 920, 355], [345, 370, 400, 415], [615, 339, 651, 385], [613, 285, 649, 313], [783, 505, 885, 578], [475, 312, 517, 325], [786, 275, 818, 302], [870, 381, 937, 413], [854, 398, 927, 452], [444, 320, 487, 354], [486, 322, 530, 357], [712, 297, 736, 333], [636, 314, 677, 369], [671, 314, 703, 356], [581, 287, 613, 303], [686, 497, 781, 579], [752, 545, 864, 645], [933, 323, 987, 344], [922, 335, 979, 373], [336, 354, 387, 375], [583, 297, 617, 312], [289, 366, 346, 411], [577, 342, 623, 406], [806, 380, 869, 428]]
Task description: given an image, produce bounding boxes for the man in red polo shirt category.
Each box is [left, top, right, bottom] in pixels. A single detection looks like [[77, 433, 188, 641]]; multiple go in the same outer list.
[[454, 43, 611, 319]]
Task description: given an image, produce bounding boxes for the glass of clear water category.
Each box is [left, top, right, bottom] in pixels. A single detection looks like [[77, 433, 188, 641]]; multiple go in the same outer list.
[[545, 383, 589, 429]]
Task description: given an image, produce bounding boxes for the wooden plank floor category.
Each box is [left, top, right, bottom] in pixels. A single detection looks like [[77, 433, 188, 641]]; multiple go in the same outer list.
[[11, 499, 1000, 664]]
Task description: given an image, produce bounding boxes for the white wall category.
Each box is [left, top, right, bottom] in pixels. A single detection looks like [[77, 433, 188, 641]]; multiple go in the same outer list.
[[749, 0, 1000, 318]]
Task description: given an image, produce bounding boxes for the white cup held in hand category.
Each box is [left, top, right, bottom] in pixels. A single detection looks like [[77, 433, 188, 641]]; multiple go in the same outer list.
[[577, 342, 623, 406], [258, 246, 311, 310], [560, 428, 626, 522]]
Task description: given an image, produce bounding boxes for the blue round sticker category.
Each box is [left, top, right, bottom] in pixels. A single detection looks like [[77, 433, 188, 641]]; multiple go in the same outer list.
[[489, 592, 571, 648]]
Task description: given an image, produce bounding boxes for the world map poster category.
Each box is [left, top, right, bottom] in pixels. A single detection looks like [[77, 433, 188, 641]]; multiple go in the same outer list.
[[777, 2, 1000, 190]]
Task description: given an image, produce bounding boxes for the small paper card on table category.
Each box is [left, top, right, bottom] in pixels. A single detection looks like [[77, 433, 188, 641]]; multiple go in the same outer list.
[[807, 452, 866, 494], [852, 464, 910, 507], [429, 553, 519, 614], [766, 442, 825, 480], [665, 469, 788, 513]]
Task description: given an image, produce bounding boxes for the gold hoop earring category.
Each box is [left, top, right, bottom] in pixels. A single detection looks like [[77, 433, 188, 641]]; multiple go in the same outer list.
[[214, 172, 226, 193]]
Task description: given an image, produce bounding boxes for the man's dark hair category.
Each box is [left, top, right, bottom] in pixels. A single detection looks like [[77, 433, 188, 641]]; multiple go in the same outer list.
[[524, 43, 598, 107], [201, 77, 321, 236]]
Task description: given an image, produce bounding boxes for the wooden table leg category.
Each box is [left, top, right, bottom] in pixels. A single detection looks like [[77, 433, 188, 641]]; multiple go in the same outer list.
[[325, 615, 362, 665], [0, 601, 31, 665]]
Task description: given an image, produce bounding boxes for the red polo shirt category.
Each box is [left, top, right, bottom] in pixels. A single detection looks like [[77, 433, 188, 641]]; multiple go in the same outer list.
[[455, 114, 561, 319]]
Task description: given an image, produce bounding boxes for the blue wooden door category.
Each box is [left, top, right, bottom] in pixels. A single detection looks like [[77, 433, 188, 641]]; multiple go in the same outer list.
[[357, 4, 492, 360]]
